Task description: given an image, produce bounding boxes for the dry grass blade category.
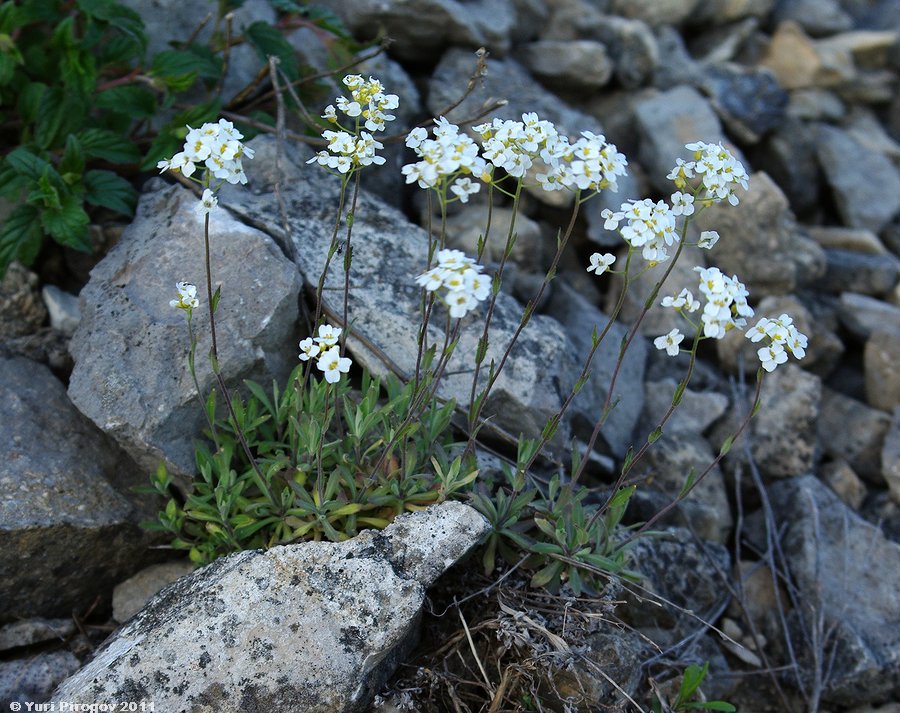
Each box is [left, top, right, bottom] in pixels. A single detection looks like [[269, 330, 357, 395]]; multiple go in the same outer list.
[[458, 606, 495, 697]]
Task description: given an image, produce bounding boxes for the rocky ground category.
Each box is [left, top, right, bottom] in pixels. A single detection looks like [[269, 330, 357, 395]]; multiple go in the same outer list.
[[1, 0, 899, 710]]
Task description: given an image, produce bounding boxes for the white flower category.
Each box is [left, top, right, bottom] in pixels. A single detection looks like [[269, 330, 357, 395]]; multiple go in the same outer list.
[[415, 249, 488, 319], [196, 188, 218, 215], [671, 191, 695, 216], [316, 346, 352, 383], [450, 177, 481, 203], [170, 281, 199, 310], [158, 119, 253, 188], [661, 288, 699, 312], [758, 342, 788, 372], [298, 337, 321, 361], [697, 230, 719, 249], [654, 329, 685, 357], [314, 324, 342, 348], [587, 252, 616, 275], [322, 105, 337, 123]]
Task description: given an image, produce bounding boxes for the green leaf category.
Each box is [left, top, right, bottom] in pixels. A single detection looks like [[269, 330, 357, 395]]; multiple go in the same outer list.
[[244, 21, 299, 80], [685, 703, 736, 712], [77, 128, 141, 164], [95, 85, 157, 119], [35, 88, 86, 148], [27, 171, 62, 210], [83, 169, 137, 216], [718, 435, 735, 457], [40, 194, 91, 251], [152, 48, 222, 81], [5, 146, 53, 181], [0, 204, 42, 276], [16, 82, 46, 125], [141, 101, 221, 170], [60, 134, 85, 179], [647, 426, 662, 444]]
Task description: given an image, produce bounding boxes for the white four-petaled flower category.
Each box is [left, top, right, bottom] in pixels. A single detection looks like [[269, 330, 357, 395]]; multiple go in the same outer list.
[[654, 329, 684, 357], [170, 282, 199, 310], [316, 346, 352, 384], [587, 252, 616, 275]]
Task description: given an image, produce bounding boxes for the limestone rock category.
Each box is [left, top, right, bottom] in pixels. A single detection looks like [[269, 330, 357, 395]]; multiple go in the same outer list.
[[818, 387, 891, 483], [771, 0, 854, 36], [0, 619, 76, 652], [817, 248, 900, 297], [865, 330, 900, 412], [53, 503, 490, 713], [760, 21, 855, 89], [640, 378, 729, 437], [821, 458, 868, 510], [41, 285, 80, 336], [746, 476, 900, 704], [608, 0, 701, 26], [881, 407, 900, 504], [1, 652, 81, 709], [67, 181, 301, 479], [699, 63, 788, 143], [753, 118, 822, 216], [517, 40, 613, 91], [695, 172, 826, 297], [0, 357, 155, 622], [112, 561, 195, 623], [816, 123, 900, 234], [838, 292, 900, 341]]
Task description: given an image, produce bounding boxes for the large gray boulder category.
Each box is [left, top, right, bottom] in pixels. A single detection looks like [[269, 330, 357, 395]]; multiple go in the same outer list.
[[53, 502, 490, 713], [220, 136, 588, 452], [747, 476, 900, 704], [0, 357, 156, 622], [67, 180, 301, 479]]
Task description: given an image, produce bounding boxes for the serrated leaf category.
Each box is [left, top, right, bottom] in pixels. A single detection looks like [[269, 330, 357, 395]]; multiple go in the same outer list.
[[77, 128, 141, 164], [83, 169, 137, 216], [5, 146, 53, 181], [60, 134, 85, 177], [95, 85, 157, 119], [40, 195, 91, 251], [0, 204, 41, 277], [244, 21, 298, 80]]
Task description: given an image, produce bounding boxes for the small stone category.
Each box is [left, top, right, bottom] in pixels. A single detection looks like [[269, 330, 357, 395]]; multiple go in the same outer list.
[[0, 619, 76, 652], [816, 123, 900, 234], [608, 0, 701, 26], [816, 29, 900, 70], [112, 560, 195, 623], [817, 249, 900, 297], [728, 561, 785, 639], [771, 0, 854, 37], [591, 15, 659, 89], [442, 206, 546, 273], [838, 293, 900, 341], [518, 40, 613, 91], [0, 263, 46, 340], [865, 330, 900, 412], [753, 118, 823, 216], [760, 21, 851, 89], [0, 651, 81, 706], [640, 378, 729, 437], [699, 63, 788, 143], [41, 285, 80, 336], [818, 387, 891, 483], [820, 458, 868, 510], [882, 407, 900, 504], [806, 226, 889, 254]]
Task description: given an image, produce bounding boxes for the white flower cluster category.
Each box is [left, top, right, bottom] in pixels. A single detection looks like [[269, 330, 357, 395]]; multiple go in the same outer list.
[[667, 141, 749, 206], [746, 314, 808, 372], [695, 266, 754, 339], [472, 114, 628, 193], [309, 75, 397, 174], [402, 118, 487, 193], [157, 119, 254, 187], [170, 281, 199, 311], [307, 130, 385, 174], [298, 324, 353, 384], [323, 74, 399, 133], [415, 249, 490, 319], [601, 198, 678, 264]]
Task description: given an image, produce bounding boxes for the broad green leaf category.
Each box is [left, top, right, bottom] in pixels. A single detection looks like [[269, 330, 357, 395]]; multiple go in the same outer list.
[[77, 128, 141, 164], [95, 85, 157, 119], [140, 100, 220, 170], [0, 204, 41, 276], [244, 20, 299, 80], [40, 194, 91, 251], [83, 169, 137, 215], [5, 146, 54, 181], [59, 134, 85, 178]]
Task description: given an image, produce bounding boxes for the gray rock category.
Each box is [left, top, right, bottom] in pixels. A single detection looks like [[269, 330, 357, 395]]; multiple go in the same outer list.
[[633, 85, 730, 194], [544, 281, 647, 457], [118, 0, 276, 104], [817, 248, 900, 297], [0, 357, 155, 622], [622, 527, 731, 631], [609, 0, 701, 26], [700, 63, 788, 143], [427, 47, 604, 139], [883, 408, 900, 504], [220, 136, 582, 452], [442, 206, 547, 273], [652, 26, 704, 88], [319, 0, 514, 61], [555, 628, 645, 705], [754, 119, 823, 217], [53, 503, 490, 713], [816, 123, 900, 234], [591, 15, 659, 89], [695, 172, 827, 296], [865, 329, 900, 412], [818, 387, 891, 483], [67, 181, 301, 479], [714, 364, 821, 480], [861, 490, 900, 543], [691, 0, 776, 24], [771, 0, 854, 36], [787, 88, 848, 121], [584, 167, 644, 248], [640, 378, 729, 437], [517, 40, 613, 91], [0, 619, 76, 652], [112, 560, 195, 623], [1, 651, 81, 708], [807, 225, 890, 254], [631, 433, 733, 543], [0, 263, 46, 340], [41, 285, 80, 336], [747, 476, 900, 704], [821, 458, 868, 510], [838, 292, 900, 341]]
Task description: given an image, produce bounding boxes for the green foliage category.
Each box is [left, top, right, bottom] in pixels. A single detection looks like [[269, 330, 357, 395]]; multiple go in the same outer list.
[[146, 368, 478, 566], [652, 662, 736, 713], [0, 0, 355, 278]]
